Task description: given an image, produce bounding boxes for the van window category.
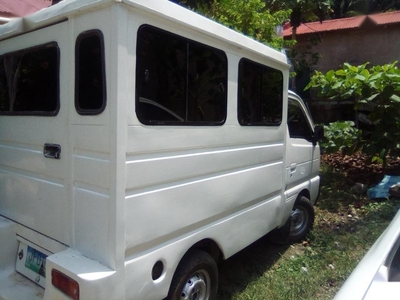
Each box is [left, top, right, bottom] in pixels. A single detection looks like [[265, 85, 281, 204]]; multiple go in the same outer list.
[[238, 58, 283, 126], [288, 99, 313, 140], [75, 30, 106, 114], [0, 43, 59, 115], [136, 25, 227, 125]]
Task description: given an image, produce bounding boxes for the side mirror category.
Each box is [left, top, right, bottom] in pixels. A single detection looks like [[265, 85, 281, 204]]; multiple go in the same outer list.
[[313, 125, 324, 145]]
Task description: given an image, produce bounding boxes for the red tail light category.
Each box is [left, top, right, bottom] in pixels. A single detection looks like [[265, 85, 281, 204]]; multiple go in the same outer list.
[[51, 269, 80, 300]]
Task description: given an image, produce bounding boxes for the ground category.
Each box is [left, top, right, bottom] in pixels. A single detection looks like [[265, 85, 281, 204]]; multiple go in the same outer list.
[[217, 152, 400, 300], [321, 152, 400, 185]]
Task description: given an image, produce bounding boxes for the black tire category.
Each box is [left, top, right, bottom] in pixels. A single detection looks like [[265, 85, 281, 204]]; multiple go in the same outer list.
[[288, 196, 314, 243], [166, 250, 218, 300]]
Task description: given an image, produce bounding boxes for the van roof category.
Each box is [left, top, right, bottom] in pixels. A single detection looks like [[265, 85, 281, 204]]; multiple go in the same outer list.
[[0, 0, 288, 67]]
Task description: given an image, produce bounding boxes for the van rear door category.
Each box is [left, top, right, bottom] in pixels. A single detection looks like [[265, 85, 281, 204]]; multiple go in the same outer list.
[[0, 22, 71, 246]]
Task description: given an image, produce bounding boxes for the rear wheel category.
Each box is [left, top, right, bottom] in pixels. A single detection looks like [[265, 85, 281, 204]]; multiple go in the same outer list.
[[167, 250, 218, 300], [288, 196, 314, 243]]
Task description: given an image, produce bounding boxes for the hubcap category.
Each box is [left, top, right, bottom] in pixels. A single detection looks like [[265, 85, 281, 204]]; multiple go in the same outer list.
[[180, 270, 210, 300], [290, 206, 307, 235]]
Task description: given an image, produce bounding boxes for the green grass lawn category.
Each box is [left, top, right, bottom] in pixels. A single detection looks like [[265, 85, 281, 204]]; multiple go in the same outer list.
[[217, 164, 400, 300]]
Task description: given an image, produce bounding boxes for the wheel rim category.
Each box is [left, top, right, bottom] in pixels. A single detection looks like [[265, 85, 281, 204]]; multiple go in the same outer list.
[[290, 206, 308, 235], [180, 269, 211, 300]]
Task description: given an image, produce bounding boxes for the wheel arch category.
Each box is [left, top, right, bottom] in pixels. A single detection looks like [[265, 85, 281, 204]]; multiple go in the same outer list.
[[190, 238, 223, 263], [288, 193, 315, 243], [296, 189, 311, 202], [165, 239, 221, 299]]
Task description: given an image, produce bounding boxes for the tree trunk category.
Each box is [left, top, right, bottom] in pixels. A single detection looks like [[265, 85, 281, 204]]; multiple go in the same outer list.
[[291, 26, 297, 41]]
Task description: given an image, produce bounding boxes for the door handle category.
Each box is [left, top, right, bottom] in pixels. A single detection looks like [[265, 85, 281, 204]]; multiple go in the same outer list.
[[290, 163, 297, 175], [43, 143, 61, 159]]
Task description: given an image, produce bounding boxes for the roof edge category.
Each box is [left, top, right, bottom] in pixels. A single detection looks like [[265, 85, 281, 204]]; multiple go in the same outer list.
[[283, 10, 400, 37], [0, 0, 115, 40]]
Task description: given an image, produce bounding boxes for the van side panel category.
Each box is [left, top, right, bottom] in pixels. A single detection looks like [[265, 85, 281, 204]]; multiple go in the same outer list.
[[125, 127, 285, 256], [121, 13, 289, 299], [124, 14, 287, 259]]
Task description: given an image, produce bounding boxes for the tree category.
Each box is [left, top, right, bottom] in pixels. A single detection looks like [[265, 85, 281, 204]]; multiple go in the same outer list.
[[331, 0, 359, 18], [264, 1, 330, 91], [330, 0, 400, 18], [182, 0, 293, 50], [264, 0, 331, 39], [306, 62, 400, 167]]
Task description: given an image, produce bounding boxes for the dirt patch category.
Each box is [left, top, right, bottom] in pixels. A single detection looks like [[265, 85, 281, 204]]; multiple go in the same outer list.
[[322, 152, 400, 186]]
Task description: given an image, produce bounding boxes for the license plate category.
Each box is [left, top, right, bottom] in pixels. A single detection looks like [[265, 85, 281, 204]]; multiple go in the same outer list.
[[25, 246, 47, 278]]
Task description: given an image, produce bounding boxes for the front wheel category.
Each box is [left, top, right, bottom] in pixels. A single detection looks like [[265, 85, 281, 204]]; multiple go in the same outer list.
[[288, 196, 314, 243], [166, 250, 218, 300]]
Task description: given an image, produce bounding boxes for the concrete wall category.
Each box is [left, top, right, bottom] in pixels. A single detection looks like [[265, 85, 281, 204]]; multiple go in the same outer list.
[[297, 23, 400, 74]]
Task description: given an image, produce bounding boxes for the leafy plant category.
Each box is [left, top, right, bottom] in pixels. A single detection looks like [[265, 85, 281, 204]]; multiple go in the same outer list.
[[321, 121, 362, 154], [305, 61, 400, 167]]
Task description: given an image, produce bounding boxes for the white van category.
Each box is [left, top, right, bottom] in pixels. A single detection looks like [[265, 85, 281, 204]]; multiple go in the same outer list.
[[0, 1, 322, 299]]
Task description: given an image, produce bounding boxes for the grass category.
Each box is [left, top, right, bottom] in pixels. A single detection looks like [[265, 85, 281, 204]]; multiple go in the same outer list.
[[217, 163, 400, 300]]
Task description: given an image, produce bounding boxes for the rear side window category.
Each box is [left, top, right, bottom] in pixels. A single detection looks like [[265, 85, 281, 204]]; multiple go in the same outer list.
[[75, 30, 106, 115], [238, 58, 283, 126], [136, 25, 227, 125], [0, 43, 59, 115]]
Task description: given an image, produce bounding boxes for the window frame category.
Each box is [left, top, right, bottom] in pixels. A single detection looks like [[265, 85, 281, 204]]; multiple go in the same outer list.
[[237, 58, 283, 126], [287, 98, 314, 141], [135, 24, 228, 126], [75, 30, 107, 115], [0, 42, 60, 116]]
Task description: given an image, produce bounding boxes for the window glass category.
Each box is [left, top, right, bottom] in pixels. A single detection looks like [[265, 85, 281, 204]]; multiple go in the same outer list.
[[75, 30, 106, 114], [0, 43, 59, 115], [238, 58, 283, 126], [288, 99, 313, 140], [136, 25, 227, 125]]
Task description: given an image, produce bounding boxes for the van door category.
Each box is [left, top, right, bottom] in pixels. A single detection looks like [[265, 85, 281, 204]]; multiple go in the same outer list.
[[285, 95, 320, 202], [0, 22, 71, 246]]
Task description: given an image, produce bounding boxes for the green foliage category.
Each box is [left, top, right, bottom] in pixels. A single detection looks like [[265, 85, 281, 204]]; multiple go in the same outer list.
[[288, 35, 321, 78], [306, 61, 400, 166], [265, 0, 331, 27], [194, 0, 293, 49], [322, 121, 362, 154], [332, 0, 400, 18]]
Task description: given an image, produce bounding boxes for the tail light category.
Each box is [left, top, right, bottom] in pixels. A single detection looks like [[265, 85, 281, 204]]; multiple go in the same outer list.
[[51, 269, 79, 300]]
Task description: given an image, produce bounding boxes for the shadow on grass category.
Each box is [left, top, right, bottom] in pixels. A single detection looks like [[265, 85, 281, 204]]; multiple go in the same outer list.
[[318, 165, 363, 213], [217, 235, 289, 299]]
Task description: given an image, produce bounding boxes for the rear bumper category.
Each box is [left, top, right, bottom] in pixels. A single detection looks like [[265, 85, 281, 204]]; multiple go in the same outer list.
[[0, 216, 44, 300], [44, 249, 121, 300], [0, 215, 122, 300], [0, 270, 44, 300]]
